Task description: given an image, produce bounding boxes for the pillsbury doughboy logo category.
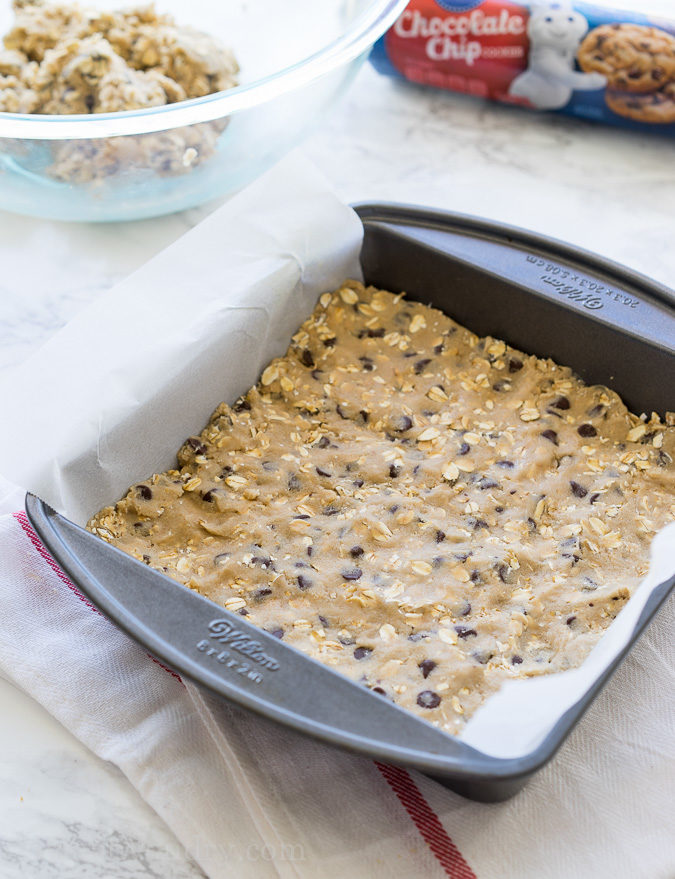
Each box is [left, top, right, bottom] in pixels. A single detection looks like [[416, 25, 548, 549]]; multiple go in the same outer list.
[[435, 0, 483, 10]]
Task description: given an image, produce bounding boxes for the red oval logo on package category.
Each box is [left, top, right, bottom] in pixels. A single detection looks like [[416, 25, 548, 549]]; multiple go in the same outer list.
[[386, 0, 530, 100]]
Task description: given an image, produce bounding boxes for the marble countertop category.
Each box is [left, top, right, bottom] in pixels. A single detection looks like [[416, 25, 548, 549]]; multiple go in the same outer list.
[[0, 62, 673, 877]]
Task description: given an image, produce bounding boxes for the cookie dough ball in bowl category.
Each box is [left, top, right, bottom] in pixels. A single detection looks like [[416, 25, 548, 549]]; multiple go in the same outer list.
[[0, 0, 407, 220]]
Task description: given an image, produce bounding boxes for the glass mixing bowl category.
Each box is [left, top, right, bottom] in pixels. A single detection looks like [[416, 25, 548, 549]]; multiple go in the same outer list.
[[0, 0, 406, 221]]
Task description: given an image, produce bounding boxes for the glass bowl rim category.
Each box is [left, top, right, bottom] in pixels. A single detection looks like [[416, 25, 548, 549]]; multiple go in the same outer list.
[[0, 0, 406, 140]]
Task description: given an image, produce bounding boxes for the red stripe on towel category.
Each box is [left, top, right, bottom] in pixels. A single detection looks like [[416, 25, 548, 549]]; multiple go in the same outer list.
[[13, 511, 183, 684], [376, 761, 476, 879], [15, 511, 475, 878]]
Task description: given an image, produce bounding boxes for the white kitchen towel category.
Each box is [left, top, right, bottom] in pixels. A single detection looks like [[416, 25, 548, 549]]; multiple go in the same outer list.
[[0, 492, 673, 879]]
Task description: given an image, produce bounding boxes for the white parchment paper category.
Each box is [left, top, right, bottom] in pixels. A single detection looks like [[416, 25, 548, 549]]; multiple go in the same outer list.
[[0, 152, 672, 760]]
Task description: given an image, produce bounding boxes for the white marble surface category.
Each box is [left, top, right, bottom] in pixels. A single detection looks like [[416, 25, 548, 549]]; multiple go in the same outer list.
[[0, 62, 673, 876]]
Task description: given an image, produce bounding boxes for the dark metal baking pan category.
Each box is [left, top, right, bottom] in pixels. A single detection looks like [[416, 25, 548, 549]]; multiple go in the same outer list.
[[26, 205, 675, 803]]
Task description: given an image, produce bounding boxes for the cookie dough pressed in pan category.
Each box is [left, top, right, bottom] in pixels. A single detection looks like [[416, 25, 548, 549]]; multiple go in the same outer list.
[[88, 281, 675, 735]]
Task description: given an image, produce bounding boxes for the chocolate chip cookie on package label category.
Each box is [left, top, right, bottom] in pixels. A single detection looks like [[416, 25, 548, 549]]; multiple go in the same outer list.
[[606, 81, 675, 124], [578, 23, 675, 93]]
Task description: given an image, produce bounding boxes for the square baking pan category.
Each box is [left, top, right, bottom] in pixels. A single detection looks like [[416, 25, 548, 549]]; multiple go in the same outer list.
[[26, 204, 675, 803]]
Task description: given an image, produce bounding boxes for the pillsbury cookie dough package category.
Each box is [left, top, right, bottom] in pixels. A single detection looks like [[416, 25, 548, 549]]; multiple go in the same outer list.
[[371, 1, 675, 132]]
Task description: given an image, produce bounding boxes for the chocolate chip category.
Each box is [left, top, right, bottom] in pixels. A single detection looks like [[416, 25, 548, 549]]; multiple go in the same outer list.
[[461, 601, 472, 616], [371, 686, 386, 696], [342, 567, 362, 581], [350, 546, 364, 557], [300, 349, 314, 368], [323, 337, 337, 347], [142, 554, 150, 564], [459, 442, 471, 456], [566, 616, 576, 626], [392, 414, 413, 432], [419, 659, 437, 679], [495, 506, 504, 513], [336, 404, 348, 419], [251, 556, 274, 569], [186, 437, 207, 455], [414, 358, 432, 374], [496, 460, 514, 468], [367, 327, 385, 338], [470, 518, 488, 530], [287, 474, 301, 491], [417, 690, 441, 709], [435, 530, 446, 543], [389, 464, 401, 478], [354, 646, 372, 660], [588, 404, 605, 418], [318, 615, 329, 628], [455, 625, 478, 638], [315, 436, 331, 449], [254, 587, 272, 600], [359, 356, 374, 372], [552, 396, 570, 410], [493, 380, 511, 392], [570, 481, 588, 498], [433, 343, 444, 355], [541, 429, 558, 445], [233, 398, 251, 412], [508, 357, 523, 373], [478, 477, 500, 490], [589, 492, 600, 504], [268, 627, 284, 639], [202, 489, 216, 502], [353, 478, 364, 488], [577, 423, 597, 437], [294, 514, 310, 520], [511, 655, 523, 665], [136, 485, 152, 500], [360, 410, 370, 423], [297, 575, 313, 590], [408, 632, 425, 642], [316, 467, 332, 477]]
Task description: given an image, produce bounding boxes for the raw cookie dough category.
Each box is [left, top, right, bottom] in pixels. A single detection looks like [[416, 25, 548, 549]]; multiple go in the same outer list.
[[578, 23, 675, 93], [0, 0, 239, 181], [88, 281, 675, 736]]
